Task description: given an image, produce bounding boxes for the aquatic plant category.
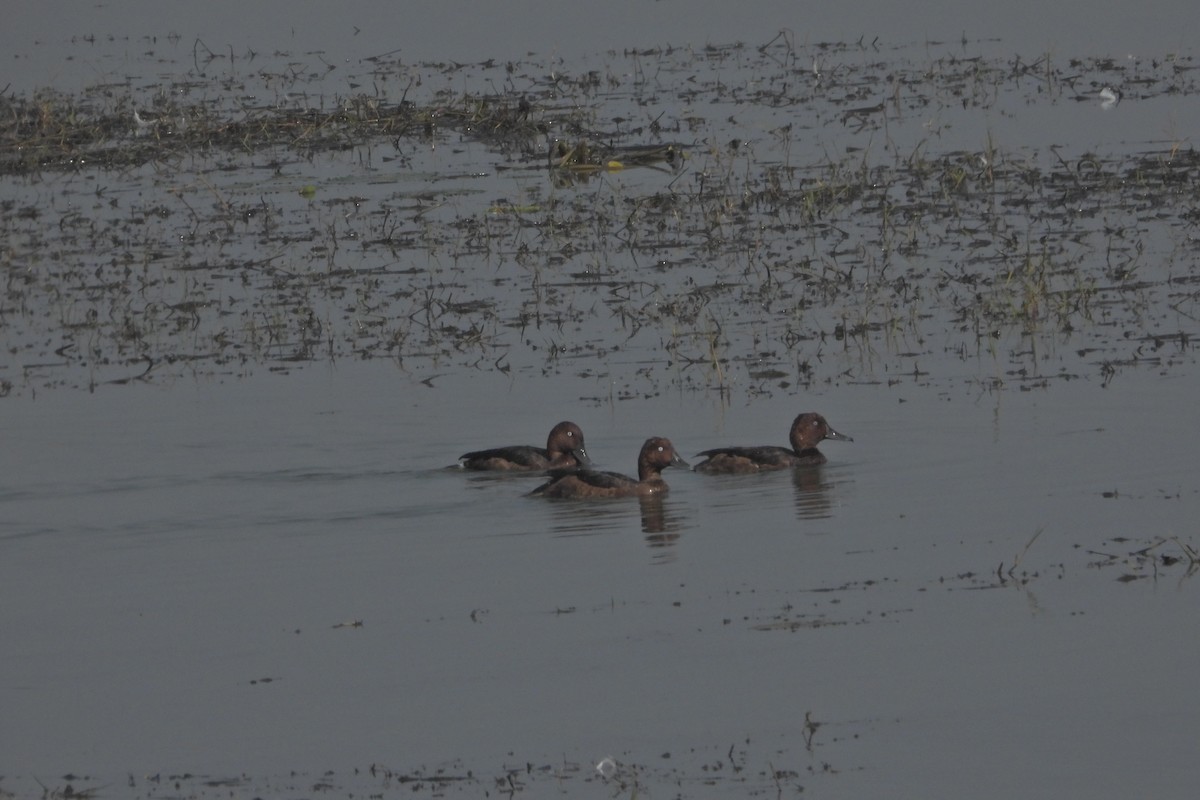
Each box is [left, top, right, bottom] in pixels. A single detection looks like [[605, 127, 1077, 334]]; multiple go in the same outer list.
[[1, 40, 1197, 395]]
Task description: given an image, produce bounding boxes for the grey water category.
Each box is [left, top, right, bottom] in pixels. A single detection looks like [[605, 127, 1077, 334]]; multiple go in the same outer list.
[[3, 2, 1200, 798]]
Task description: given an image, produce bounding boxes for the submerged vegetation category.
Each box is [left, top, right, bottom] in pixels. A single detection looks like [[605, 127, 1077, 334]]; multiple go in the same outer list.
[[1, 37, 1197, 397]]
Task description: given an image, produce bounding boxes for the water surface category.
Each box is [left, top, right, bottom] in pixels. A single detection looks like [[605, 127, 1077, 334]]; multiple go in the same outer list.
[[2, 3, 1199, 798]]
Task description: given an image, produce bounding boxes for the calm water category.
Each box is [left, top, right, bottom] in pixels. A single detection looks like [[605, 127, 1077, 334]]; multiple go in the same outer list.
[[3, 2, 1200, 798], [4, 0, 1197, 96], [3, 365, 1198, 797]]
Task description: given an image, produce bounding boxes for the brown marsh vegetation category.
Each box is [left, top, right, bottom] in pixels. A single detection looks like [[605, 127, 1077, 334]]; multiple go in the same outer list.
[[1, 37, 1197, 398]]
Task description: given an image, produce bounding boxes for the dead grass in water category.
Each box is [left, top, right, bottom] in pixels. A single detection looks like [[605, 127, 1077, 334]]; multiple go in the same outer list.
[[0, 38, 1197, 397]]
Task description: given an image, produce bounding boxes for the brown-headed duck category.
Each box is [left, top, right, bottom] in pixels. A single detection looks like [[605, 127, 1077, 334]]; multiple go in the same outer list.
[[530, 436, 689, 498], [693, 412, 852, 474], [459, 421, 591, 471]]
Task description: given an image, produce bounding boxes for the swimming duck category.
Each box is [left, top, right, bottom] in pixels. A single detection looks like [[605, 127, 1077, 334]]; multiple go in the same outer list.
[[693, 412, 852, 473], [530, 436, 688, 498], [459, 421, 591, 471]]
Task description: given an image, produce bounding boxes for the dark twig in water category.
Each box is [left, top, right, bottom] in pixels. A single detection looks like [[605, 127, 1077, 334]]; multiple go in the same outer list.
[[999, 527, 1043, 584]]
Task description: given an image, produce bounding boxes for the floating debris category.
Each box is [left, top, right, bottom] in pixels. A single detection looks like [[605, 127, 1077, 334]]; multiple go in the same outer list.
[[0, 41, 1197, 398], [595, 756, 618, 779]]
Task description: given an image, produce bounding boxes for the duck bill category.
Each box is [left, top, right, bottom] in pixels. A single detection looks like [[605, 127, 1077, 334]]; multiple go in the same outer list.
[[670, 451, 691, 469], [824, 426, 853, 443], [572, 447, 593, 467]]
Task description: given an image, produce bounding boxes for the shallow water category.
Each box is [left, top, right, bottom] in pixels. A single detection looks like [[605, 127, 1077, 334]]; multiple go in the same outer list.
[[4, 1, 1197, 97], [4, 365, 1198, 798], [3, 3, 1200, 798]]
